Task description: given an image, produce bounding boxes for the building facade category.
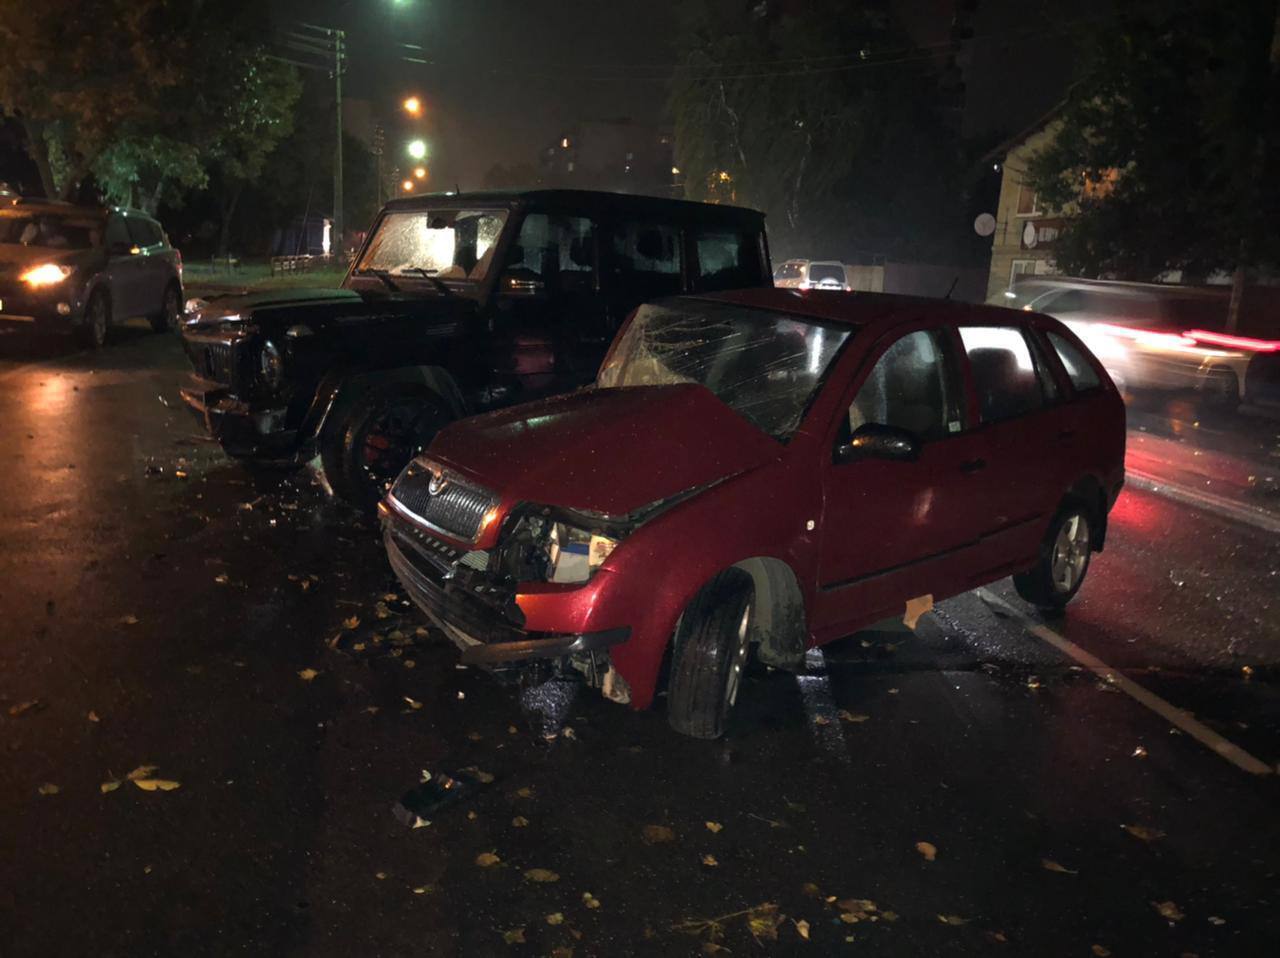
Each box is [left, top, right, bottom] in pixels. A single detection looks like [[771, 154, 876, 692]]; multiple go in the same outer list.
[[986, 121, 1065, 299]]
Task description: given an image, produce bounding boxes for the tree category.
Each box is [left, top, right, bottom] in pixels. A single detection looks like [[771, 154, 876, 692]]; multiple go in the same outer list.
[[669, 0, 969, 263], [1028, 0, 1280, 300]]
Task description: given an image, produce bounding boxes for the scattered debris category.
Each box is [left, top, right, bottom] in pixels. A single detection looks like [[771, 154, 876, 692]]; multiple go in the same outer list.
[[643, 824, 676, 844], [1122, 824, 1165, 842], [393, 768, 487, 828], [903, 593, 933, 629], [705, 821, 723, 833], [297, 668, 320, 682], [37, 783, 60, 796], [524, 868, 560, 883], [8, 699, 44, 718], [915, 841, 938, 862], [1041, 859, 1078, 875], [937, 914, 969, 926], [838, 709, 870, 723], [1152, 900, 1184, 922]]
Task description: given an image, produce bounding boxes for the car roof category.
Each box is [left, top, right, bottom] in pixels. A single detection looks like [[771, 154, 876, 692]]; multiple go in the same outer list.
[[682, 288, 1038, 333], [382, 188, 764, 222]]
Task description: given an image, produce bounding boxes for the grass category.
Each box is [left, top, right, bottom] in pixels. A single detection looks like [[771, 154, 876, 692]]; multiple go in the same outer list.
[[184, 259, 349, 293]]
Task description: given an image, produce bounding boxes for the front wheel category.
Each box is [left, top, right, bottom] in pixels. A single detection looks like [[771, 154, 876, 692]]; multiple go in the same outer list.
[[322, 384, 453, 509], [1013, 503, 1094, 610], [667, 568, 754, 739], [150, 283, 182, 333], [75, 291, 109, 349]]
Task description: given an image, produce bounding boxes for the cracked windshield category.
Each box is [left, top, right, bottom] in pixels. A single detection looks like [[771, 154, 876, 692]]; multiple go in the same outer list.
[[2, 0, 1279, 956]]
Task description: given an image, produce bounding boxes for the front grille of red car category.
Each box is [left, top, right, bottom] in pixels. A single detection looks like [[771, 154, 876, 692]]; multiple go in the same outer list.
[[389, 465, 498, 542]]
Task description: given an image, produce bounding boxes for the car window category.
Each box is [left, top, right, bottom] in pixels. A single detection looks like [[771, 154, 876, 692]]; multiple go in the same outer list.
[[807, 263, 846, 286], [356, 208, 509, 281], [506, 214, 597, 292], [126, 217, 161, 248], [774, 262, 803, 281], [847, 330, 962, 443], [692, 228, 758, 291], [1046, 331, 1103, 391], [0, 213, 101, 249], [608, 221, 681, 294], [105, 215, 131, 250], [959, 326, 1046, 422]]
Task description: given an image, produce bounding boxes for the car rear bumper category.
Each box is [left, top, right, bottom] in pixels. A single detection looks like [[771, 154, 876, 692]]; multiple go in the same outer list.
[[381, 509, 630, 666], [179, 376, 302, 461]]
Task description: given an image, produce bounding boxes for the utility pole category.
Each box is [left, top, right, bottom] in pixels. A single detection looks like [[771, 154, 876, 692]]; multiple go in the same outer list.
[[372, 124, 385, 209], [332, 28, 346, 260]]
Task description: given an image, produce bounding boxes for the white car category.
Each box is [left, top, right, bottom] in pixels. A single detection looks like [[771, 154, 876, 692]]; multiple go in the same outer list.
[[773, 259, 851, 291]]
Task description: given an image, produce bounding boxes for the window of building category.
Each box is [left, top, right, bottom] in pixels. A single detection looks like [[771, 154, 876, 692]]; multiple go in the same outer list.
[[1010, 259, 1038, 286], [846, 330, 962, 443], [1016, 182, 1039, 216], [959, 326, 1046, 422]]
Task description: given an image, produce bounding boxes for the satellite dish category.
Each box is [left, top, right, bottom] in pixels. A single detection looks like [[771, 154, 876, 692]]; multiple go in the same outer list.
[[973, 213, 996, 237], [1022, 221, 1038, 248]]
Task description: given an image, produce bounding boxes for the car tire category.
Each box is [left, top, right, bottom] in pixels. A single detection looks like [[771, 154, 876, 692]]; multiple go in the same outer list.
[[76, 290, 109, 349], [1013, 501, 1094, 610], [322, 383, 453, 510], [150, 283, 182, 333], [667, 568, 754, 740]]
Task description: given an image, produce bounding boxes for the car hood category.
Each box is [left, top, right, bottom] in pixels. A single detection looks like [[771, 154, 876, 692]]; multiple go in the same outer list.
[[0, 245, 93, 271], [185, 287, 363, 324], [429, 383, 782, 516], [184, 285, 479, 332]]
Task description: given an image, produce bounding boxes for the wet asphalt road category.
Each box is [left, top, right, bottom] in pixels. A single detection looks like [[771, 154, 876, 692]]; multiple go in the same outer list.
[[1, 328, 1278, 957]]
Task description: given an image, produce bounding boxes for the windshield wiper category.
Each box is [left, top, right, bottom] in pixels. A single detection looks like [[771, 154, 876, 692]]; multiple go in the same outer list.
[[398, 267, 455, 297], [360, 268, 402, 293]]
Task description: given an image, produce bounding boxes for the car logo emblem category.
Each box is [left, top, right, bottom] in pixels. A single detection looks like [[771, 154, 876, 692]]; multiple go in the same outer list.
[[428, 472, 448, 496]]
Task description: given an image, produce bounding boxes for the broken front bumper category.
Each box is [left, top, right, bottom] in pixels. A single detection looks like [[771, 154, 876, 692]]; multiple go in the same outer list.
[[179, 376, 301, 462], [382, 509, 629, 667]]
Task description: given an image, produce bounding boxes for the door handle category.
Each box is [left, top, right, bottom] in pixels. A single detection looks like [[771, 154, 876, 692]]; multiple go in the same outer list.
[[959, 458, 987, 474]]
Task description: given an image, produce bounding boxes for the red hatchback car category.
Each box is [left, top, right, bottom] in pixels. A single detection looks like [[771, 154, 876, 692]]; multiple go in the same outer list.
[[380, 289, 1125, 737]]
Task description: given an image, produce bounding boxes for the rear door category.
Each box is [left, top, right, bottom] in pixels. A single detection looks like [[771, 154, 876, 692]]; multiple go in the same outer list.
[[812, 324, 985, 639], [125, 216, 167, 317], [103, 213, 142, 318]]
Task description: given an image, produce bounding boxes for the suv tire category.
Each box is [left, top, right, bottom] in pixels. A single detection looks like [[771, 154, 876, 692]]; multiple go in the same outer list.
[[150, 283, 182, 333], [667, 568, 754, 739], [1013, 501, 1094, 610], [322, 383, 453, 509], [76, 290, 109, 349]]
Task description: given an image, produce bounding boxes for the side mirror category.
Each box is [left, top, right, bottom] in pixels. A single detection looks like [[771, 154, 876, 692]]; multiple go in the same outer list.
[[500, 268, 546, 297], [835, 422, 921, 465]]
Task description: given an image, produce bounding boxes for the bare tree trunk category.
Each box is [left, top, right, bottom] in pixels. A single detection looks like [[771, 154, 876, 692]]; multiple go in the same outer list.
[[716, 81, 748, 171], [217, 185, 243, 258], [21, 118, 56, 198]]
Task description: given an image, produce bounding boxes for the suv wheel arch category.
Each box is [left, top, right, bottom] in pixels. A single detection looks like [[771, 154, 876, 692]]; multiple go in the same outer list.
[[305, 364, 467, 447]]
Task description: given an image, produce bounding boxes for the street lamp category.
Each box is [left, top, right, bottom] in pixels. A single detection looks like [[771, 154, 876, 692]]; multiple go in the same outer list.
[[402, 96, 422, 117], [402, 179, 415, 192], [414, 166, 427, 180], [407, 139, 427, 160]]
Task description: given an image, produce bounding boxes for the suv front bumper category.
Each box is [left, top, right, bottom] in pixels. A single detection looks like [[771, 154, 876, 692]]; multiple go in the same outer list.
[[179, 376, 301, 461], [381, 507, 630, 666]]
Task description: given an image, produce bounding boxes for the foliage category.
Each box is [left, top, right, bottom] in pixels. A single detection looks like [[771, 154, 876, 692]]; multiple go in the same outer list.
[[669, 0, 969, 263], [1027, 1, 1280, 279]]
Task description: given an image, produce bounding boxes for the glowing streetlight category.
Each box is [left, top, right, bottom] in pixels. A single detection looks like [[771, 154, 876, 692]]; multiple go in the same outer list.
[[402, 179, 415, 192], [413, 166, 427, 179], [406, 139, 427, 160], [402, 96, 422, 117]]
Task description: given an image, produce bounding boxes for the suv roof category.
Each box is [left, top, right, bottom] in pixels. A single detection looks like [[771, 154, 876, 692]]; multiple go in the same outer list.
[[383, 189, 765, 224]]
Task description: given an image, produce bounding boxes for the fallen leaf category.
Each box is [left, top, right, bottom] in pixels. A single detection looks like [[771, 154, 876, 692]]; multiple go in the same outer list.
[[461, 765, 495, 784], [582, 891, 600, 909], [801, 882, 822, 898], [794, 918, 810, 940], [7, 699, 43, 717], [1041, 858, 1078, 875], [375, 602, 391, 619], [1208, 916, 1226, 926], [916, 840, 938, 862], [524, 868, 560, 883], [512, 816, 529, 827], [1122, 824, 1165, 842], [514, 786, 534, 798], [937, 914, 969, 926], [813, 714, 831, 726], [642, 824, 676, 844], [1091, 946, 1112, 957], [1132, 745, 1148, 758], [562, 725, 577, 739], [37, 782, 60, 796], [87, 710, 100, 723], [403, 696, 423, 710], [342, 616, 360, 630], [214, 574, 229, 585], [551, 949, 575, 958], [701, 945, 726, 956], [702, 854, 719, 867], [100, 779, 120, 794], [375, 871, 388, 880], [475, 852, 501, 867], [1152, 900, 1184, 922], [132, 778, 181, 792], [705, 821, 723, 833], [501, 927, 526, 944], [903, 593, 933, 629], [126, 765, 159, 781], [412, 886, 429, 895], [838, 709, 870, 723], [546, 912, 565, 926], [747, 903, 783, 943], [119, 614, 139, 626], [297, 668, 320, 682]]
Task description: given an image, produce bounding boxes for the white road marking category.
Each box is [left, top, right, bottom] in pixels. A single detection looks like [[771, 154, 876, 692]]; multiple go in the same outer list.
[[1125, 467, 1280, 536], [977, 589, 1273, 777]]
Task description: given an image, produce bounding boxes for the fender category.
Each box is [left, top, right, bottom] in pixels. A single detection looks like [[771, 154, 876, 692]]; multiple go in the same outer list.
[[301, 364, 469, 448]]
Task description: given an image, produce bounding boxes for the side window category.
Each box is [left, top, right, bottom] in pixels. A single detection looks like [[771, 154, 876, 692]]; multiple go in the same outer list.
[[846, 330, 962, 444], [506, 214, 597, 293], [105, 215, 131, 250], [1046, 331, 1103, 392], [774, 262, 803, 281], [125, 217, 159, 248], [692, 228, 760, 291], [608, 220, 681, 295], [959, 326, 1046, 422]]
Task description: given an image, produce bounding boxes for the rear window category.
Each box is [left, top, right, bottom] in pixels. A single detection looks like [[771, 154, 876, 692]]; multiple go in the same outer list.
[[1046, 331, 1103, 392], [126, 218, 164, 248], [959, 326, 1046, 422], [0, 213, 102, 250], [774, 262, 804, 281], [807, 264, 845, 286]]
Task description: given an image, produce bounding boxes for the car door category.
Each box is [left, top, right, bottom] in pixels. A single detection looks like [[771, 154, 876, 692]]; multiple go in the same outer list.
[[103, 213, 141, 318], [811, 324, 986, 639], [490, 211, 606, 399], [125, 216, 166, 317], [954, 323, 1067, 581]]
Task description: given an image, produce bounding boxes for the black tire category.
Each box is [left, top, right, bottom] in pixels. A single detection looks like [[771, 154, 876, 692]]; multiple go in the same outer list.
[[667, 568, 754, 739], [75, 290, 109, 349], [150, 282, 182, 333], [1013, 501, 1095, 610], [322, 383, 453, 509]]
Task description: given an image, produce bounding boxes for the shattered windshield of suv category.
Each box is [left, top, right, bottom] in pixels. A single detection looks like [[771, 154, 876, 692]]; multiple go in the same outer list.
[[597, 301, 851, 440], [355, 208, 508, 282]]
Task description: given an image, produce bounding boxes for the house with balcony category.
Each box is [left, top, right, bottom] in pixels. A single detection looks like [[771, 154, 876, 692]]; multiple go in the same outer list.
[[985, 116, 1067, 299]]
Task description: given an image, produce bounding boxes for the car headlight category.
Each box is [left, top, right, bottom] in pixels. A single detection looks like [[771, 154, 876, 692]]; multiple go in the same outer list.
[[258, 339, 284, 389], [547, 522, 617, 584], [20, 263, 73, 287]]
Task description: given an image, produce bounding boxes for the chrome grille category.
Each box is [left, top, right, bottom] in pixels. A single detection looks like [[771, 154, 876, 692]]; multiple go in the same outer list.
[[390, 463, 498, 541], [183, 334, 240, 386]]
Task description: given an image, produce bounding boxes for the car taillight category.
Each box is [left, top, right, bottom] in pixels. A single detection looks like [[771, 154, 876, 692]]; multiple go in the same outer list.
[[1184, 329, 1280, 353]]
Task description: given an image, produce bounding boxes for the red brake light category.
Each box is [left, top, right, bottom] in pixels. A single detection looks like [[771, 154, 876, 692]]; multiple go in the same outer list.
[[1185, 329, 1280, 352]]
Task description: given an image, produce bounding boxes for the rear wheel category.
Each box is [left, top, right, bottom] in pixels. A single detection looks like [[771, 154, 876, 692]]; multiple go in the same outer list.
[[667, 568, 754, 739], [75, 291, 109, 349], [150, 283, 182, 332], [1013, 502, 1094, 610], [322, 384, 453, 509]]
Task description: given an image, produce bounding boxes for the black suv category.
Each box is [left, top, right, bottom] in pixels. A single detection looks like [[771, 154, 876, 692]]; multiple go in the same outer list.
[[180, 189, 772, 505], [0, 200, 183, 347]]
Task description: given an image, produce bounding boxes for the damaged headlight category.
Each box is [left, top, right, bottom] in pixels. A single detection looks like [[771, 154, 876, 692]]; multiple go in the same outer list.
[[496, 511, 618, 585]]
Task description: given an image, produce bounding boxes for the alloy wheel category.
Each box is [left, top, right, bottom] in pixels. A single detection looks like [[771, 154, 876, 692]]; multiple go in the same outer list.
[[1050, 513, 1091, 594], [359, 397, 441, 492], [724, 604, 752, 707]]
